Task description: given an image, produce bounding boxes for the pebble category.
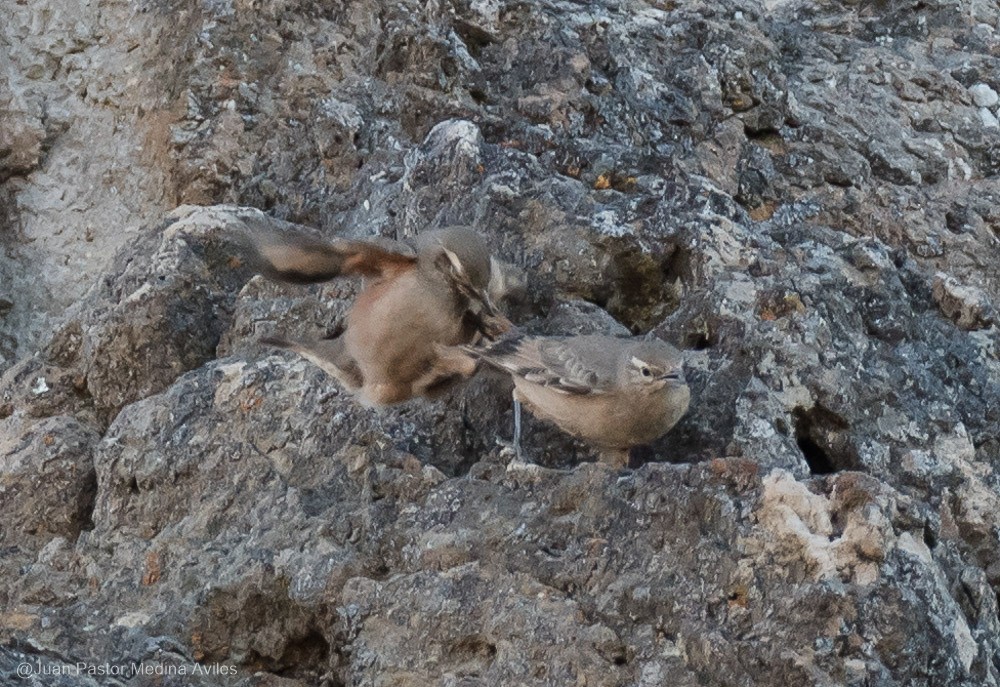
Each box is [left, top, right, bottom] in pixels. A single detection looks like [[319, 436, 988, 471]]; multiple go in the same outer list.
[[979, 107, 999, 129], [969, 83, 999, 108]]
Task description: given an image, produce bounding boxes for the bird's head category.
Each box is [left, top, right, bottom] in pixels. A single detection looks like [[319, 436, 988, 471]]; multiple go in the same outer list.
[[415, 226, 492, 290], [624, 340, 687, 391]]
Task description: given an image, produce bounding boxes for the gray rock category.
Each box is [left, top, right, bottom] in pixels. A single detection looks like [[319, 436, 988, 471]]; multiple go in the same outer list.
[[2, 0, 1000, 685], [0, 415, 98, 544], [933, 272, 996, 330], [970, 83, 999, 108], [979, 107, 1000, 129]]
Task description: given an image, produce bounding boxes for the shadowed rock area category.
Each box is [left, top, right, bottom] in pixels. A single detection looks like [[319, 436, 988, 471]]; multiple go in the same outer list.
[[2, 0, 1000, 685]]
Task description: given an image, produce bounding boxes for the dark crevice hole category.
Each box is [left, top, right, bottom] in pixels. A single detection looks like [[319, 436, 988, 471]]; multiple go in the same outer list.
[[448, 634, 498, 663], [276, 629, 330, 672], [797, 434, 836, 474], [687, 331, 715, 350], [681, 316, 717, 351], [793, 405, 857, 475], [745, 128, 784, 142], [829, 510, 843, 539], [452, 19, 495, 58], [243, 632, 332, 679], [661, 245, 691, 284], [601, 247, 677, 333], [77, 469, 99, 536], [923, 523, 938, 549]]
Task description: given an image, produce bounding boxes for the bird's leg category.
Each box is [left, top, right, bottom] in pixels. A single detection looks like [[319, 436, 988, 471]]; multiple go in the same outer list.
[[599, 448, 630, 470], [513, 394, 524, 464]]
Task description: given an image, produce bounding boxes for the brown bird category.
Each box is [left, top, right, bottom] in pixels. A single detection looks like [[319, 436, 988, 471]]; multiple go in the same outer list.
[[236, 219, 512, 406], [451, 334, 690, 467]]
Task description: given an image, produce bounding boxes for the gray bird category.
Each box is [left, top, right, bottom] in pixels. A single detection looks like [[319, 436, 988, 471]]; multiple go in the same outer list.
[[450, 334, 690, 467], [236, 219, 513, 406]]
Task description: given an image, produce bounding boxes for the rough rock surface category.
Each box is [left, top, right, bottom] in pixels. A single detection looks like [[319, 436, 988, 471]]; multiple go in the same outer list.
[[2, 0, 1000, 685]]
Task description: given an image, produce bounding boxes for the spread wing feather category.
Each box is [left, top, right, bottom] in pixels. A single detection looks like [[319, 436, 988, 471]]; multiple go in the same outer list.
[[237, 215, 416, 283]]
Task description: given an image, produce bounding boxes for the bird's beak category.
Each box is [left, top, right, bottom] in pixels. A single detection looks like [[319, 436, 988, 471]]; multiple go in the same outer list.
[[659, 369, 686, 385]]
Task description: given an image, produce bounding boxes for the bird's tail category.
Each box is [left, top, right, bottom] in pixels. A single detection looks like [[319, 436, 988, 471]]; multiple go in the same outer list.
[[432, 328, 522, 379], [259, 335, 295, 349], [259, 334, 363, 390]]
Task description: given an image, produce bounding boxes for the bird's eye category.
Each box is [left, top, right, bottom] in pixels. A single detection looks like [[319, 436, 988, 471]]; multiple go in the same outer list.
[[641, 367, 652, 377]]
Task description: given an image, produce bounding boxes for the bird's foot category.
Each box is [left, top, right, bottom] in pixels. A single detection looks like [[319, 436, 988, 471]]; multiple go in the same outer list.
[[497, 439, 531, 467]]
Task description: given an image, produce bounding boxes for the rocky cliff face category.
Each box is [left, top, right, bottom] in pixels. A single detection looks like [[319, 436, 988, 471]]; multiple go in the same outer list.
[[2, 0, 1000, 685]]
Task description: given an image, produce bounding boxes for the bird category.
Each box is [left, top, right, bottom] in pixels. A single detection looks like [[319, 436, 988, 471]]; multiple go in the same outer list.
[[234, 218, 513, 406], [448, 333, 690, 467]]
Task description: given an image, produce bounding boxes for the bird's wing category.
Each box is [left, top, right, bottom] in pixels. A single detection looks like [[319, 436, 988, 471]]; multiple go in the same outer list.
[[238, 216, 416, 284], [478, 336, 615, 395]]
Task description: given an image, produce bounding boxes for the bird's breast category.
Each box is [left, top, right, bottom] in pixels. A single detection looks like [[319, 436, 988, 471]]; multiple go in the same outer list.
[[515, 379, 690, 449], [345, 270, 467, 385]]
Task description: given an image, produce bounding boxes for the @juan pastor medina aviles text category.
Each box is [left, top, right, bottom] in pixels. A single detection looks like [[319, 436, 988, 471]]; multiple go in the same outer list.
[[16, 659, 238, 678]]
